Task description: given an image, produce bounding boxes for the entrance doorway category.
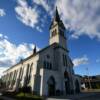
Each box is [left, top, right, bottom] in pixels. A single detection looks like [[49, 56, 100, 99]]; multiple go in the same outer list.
[[47, 76, 55, 96], [65, 81, 70, 94], [64, 71, 70, 95], [75, 80, 80, 93]]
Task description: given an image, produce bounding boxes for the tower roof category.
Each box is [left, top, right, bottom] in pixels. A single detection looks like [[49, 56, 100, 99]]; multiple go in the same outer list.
[[49, 7, 65, 30], [54, 7, 61, 22]]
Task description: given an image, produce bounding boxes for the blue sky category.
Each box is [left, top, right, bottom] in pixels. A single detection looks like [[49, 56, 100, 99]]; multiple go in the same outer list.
[[0, 0, 100, 77]]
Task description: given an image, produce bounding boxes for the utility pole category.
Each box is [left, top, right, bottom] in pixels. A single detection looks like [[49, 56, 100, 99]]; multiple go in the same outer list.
[[86, 67, 92, 89]]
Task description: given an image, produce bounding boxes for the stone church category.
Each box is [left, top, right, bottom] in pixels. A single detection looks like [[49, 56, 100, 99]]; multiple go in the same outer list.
[[2, 8, 80, 96]]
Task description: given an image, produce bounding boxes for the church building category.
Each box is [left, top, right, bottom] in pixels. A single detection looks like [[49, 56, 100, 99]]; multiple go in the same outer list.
[[2, 8, 80, 96]]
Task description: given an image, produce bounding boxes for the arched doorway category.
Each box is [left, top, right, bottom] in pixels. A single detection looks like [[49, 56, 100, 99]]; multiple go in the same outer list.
[[47, 76, 55, 96], [75, 80, 80, 93], [64, 71, 70, 94]]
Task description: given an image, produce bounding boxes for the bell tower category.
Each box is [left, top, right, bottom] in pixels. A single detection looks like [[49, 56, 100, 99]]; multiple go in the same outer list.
[[49, 8, 67, 49]]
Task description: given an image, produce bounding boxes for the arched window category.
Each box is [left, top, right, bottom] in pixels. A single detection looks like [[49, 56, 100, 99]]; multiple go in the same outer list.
[[44, 61, 46, 68], [29, 63, 33, 79], [44, 61, 52, 69], [19, 67, 22, 79], [52, 29, 57, 37], [20, 67, 24, 80], [13, 70, 16, 81], [48, 76, 55, 85], [30, 63, 33, 73], [26, 63, 33, 84], [26, 64, 30, 76], [64, 71, 69, 80], [63, 54, 68, 67]]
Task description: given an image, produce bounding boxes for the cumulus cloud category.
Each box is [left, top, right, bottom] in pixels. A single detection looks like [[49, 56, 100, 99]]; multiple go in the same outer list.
[[96, 59, 100, 63], [15, 0, 56, 32], [0, 33, 39, 77], [56, 0, 100, 40], [0, 8, 6, 17], [0, 67, 9, 78], [15, 0, 100, 39], [33, 0, 50, 12], [36, 26, 42, 32], [15, 0, 39, 28], [0, 33, 8, 39], [33, 0, 55, 16], [73, 55, 89, 67]]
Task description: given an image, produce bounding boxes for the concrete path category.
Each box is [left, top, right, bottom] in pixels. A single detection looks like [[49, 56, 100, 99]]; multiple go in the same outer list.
[[46, 92, 100, 100], [47, 98, 70, 100]]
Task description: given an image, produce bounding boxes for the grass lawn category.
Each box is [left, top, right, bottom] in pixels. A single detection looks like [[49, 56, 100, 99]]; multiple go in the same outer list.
[[15, 92, 44, 100], [3, 92, 44, 100]]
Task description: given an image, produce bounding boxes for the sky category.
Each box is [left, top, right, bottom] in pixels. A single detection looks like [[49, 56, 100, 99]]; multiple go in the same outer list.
[[0, 0, 100, 77]]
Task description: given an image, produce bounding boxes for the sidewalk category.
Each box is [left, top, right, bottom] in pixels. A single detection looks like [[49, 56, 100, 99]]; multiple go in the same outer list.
[[66, 92, 98, 99], [47, 92, 100, 100]]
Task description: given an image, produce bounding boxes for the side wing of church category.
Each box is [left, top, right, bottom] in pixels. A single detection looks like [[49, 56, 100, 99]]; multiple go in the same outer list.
[[1, 8, 80, 96]]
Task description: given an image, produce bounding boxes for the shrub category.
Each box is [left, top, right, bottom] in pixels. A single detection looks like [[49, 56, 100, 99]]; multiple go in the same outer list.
[[56, 89, 60, 96], [22, 86, 31, 93]]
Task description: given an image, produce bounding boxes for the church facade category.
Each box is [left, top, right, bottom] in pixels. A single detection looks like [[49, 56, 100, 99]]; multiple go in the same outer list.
[[2, 8, 80, 96]]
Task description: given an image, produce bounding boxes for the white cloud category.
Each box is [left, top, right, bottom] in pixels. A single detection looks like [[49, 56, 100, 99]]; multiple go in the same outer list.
[[56, 0, 100, 40], [33, 0, 50, 12], [73, 55, 89, 67], [33, 0, 55, 16], [15, 0, 100, 39], [96, 59, 100, 63], [0, 67, 8, 78], [0, 33, 8, 39], [15, 0, 39, 28], [0, 8, 6, 17], [15, 0, 56, 32], [0, 33, 39, 77], [36, 26, 42, 32]]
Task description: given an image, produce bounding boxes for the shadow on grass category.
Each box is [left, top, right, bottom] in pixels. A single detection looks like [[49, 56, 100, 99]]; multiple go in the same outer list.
[[16, 92, 43, 100], [2, 92, 44, 100]]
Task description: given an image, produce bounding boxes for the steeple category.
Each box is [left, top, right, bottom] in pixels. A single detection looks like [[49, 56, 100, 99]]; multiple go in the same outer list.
[[54, 7, 61, 22], [49, 7, 65, 30], [49, 7, 67, 49]]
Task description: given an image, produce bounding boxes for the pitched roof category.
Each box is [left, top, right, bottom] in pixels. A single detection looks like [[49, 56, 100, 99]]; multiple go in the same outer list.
[[4, 43, 68, 72]]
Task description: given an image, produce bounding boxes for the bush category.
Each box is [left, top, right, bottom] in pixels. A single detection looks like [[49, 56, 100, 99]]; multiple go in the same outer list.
[[18, 86, 31, 93], [3, 92, 43, 100], [56, 90, 60, 96], [96, 84, 100, 89]]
